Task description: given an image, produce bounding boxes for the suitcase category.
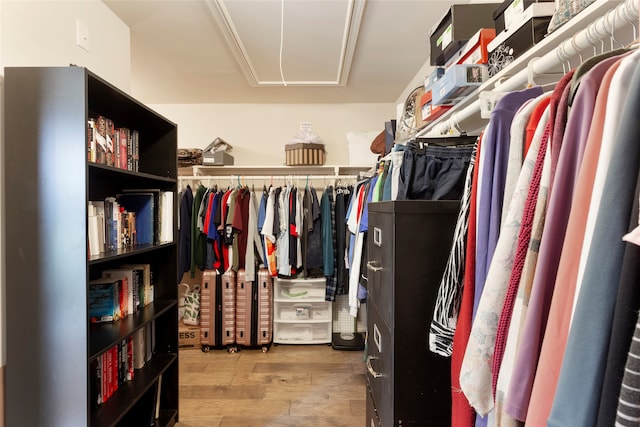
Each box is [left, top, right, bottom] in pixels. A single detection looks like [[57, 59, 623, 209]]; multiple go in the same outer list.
[[236, 268, 273, 352], [200, 269, 237, 352]]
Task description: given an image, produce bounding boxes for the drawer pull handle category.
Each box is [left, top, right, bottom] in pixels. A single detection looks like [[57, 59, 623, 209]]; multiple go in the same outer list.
[[366, 356, 383, 378], [366, 261, 383, 272]]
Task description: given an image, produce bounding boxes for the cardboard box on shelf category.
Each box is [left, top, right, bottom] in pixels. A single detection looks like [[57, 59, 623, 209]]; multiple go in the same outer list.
[[487, 3, 555, 77], [285, 143, 326, 166], [431, 64, 489, 106], [429, 3, 501, 66], [445, 28, 497, 68], [493, 0, 553, 34]]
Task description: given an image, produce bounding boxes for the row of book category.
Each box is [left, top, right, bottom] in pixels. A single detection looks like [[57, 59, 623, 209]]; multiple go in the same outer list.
[[89, 264, 154, 324], [90, 322, 155, 408], [88, 191, 174, 257], [87, 116, 139, 172]]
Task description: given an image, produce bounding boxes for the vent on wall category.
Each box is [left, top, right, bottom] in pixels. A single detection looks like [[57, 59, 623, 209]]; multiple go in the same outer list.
[[206, 0, 366, 87]]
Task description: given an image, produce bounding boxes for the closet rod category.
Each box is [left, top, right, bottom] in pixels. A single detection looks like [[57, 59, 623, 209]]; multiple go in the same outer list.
[[424, 0, 637, 137], [179, 174, 361, 183]]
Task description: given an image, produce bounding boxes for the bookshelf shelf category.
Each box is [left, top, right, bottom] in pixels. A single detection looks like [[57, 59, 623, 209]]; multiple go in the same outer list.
[[4, 66, 179, 426], [88, 242, 176, 265], [90, 353, 177, 427], [89, 300, 176, 359]]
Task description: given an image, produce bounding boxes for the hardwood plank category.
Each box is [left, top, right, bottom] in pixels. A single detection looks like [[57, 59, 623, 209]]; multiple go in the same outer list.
[[181, 371, 236, 385], [290, 399, 354, 417], [219, 415, 363, 426], [231, 372, 312, 386], [350, 399, 366, 417], [180, 399, 291, 417], [252, 362, 353, 374], [180, 384, 267, 399], [311, 372, 366, 386]]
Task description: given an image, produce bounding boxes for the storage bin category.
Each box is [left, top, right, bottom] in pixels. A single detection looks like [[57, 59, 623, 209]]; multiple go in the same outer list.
[[275, 323, 331, 343], [487, 3, 555, 77], [276, 301, 331, 321], [431, 64, 489, 106], [493, 0, 553, 34], [285, 143, 325, 166], [429, 3, 501, 66], [445, 28, 497, 67]]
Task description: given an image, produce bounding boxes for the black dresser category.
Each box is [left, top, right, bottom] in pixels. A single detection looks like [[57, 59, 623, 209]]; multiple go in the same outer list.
[[365, 201, 458, 426]]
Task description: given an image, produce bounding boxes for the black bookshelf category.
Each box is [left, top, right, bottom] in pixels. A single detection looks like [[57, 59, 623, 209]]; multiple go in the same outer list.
[[4, 66, 179, 426]]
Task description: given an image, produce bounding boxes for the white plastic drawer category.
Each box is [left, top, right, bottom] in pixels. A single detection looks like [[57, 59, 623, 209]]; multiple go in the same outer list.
[[274, 281, 326, 301], [275, 301, 331, 321], [275, 323, 331, 343]]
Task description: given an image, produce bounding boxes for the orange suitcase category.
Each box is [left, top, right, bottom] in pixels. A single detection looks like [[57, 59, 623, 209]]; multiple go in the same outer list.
[[200, 269, 236, 352], [236, 268, 273, 352]]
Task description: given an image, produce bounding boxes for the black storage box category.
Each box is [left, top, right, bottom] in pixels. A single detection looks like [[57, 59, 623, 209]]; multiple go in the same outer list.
[[492, 0, 553, 34], [429, 3, 501, 66], [487, 14, 552, 77]]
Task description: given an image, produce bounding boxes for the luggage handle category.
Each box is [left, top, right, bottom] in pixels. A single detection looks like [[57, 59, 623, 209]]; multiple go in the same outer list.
[[366, 261, 383, 272], [366, 356, 383, 379]]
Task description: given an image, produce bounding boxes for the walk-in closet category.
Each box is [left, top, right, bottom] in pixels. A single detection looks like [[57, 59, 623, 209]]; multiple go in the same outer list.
[[2, 0, 640, 426]]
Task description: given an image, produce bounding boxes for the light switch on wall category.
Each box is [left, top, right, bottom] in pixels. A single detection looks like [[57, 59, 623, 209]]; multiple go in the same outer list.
[[76, 19, 90, 52]]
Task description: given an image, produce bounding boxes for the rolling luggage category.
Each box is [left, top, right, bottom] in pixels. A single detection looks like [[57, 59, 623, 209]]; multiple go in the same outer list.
[[200, 269, 236, 352], [236, 268, 273, 352]]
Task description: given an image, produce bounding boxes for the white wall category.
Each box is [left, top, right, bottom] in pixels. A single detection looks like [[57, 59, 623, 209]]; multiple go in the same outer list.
[[150, 103, 395, 166], [0, 0, 131, 417], [1, 0, 131, 93]]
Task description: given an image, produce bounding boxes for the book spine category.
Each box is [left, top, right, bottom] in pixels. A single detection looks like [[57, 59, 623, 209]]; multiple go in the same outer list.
[[114, 129, 120, 170], [95, 116, 107, 165], [111, 346, 118, 397], [127, 130, 133, 171], [127, 335, 134, 381], [106, 118, 115, 167], [101, 353, 107, 404], [87, 118, 96, 163], [133, 130, 139, 172]]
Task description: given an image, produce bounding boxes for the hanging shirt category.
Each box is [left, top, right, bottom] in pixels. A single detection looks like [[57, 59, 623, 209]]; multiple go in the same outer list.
[[178, 185, 193, 281], [460, 108, 545, 417], [277, 187, 291, 276], [548, 58, 640, 427], [520, 53, 634, 419], [260, 187, 278, 277], [474, 86, 543, 322]]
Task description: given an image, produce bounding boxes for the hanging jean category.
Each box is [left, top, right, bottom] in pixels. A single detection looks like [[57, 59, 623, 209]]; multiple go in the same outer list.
[[397, 141, 473, 201]]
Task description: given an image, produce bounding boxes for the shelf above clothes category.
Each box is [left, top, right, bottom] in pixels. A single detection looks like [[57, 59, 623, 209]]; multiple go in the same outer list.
[[416, 0, 637, 138], [179, 164, 373, 177]]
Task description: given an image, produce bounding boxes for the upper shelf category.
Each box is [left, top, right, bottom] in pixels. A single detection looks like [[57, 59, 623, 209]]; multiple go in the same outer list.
[[416, 0, 634, 138], [178, 164, 373, 177]]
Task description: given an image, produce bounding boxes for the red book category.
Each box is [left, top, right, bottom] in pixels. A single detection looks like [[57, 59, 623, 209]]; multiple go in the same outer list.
[[111, 346, 118, 396], [119, 128, 129, 170], [127, 335, 134, 381]]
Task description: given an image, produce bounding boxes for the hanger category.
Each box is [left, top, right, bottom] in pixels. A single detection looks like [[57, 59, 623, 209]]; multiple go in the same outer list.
[[621, 0, 638, 45], [571, 35, 584, 64], [527, 57, 540, 86]]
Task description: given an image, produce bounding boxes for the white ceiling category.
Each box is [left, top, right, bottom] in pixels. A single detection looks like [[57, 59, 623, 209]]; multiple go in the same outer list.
[[103, 0, 473, 104]]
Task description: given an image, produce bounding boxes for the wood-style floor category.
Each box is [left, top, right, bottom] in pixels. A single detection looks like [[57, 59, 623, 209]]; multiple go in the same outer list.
[[177, 344, 366, 426]]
